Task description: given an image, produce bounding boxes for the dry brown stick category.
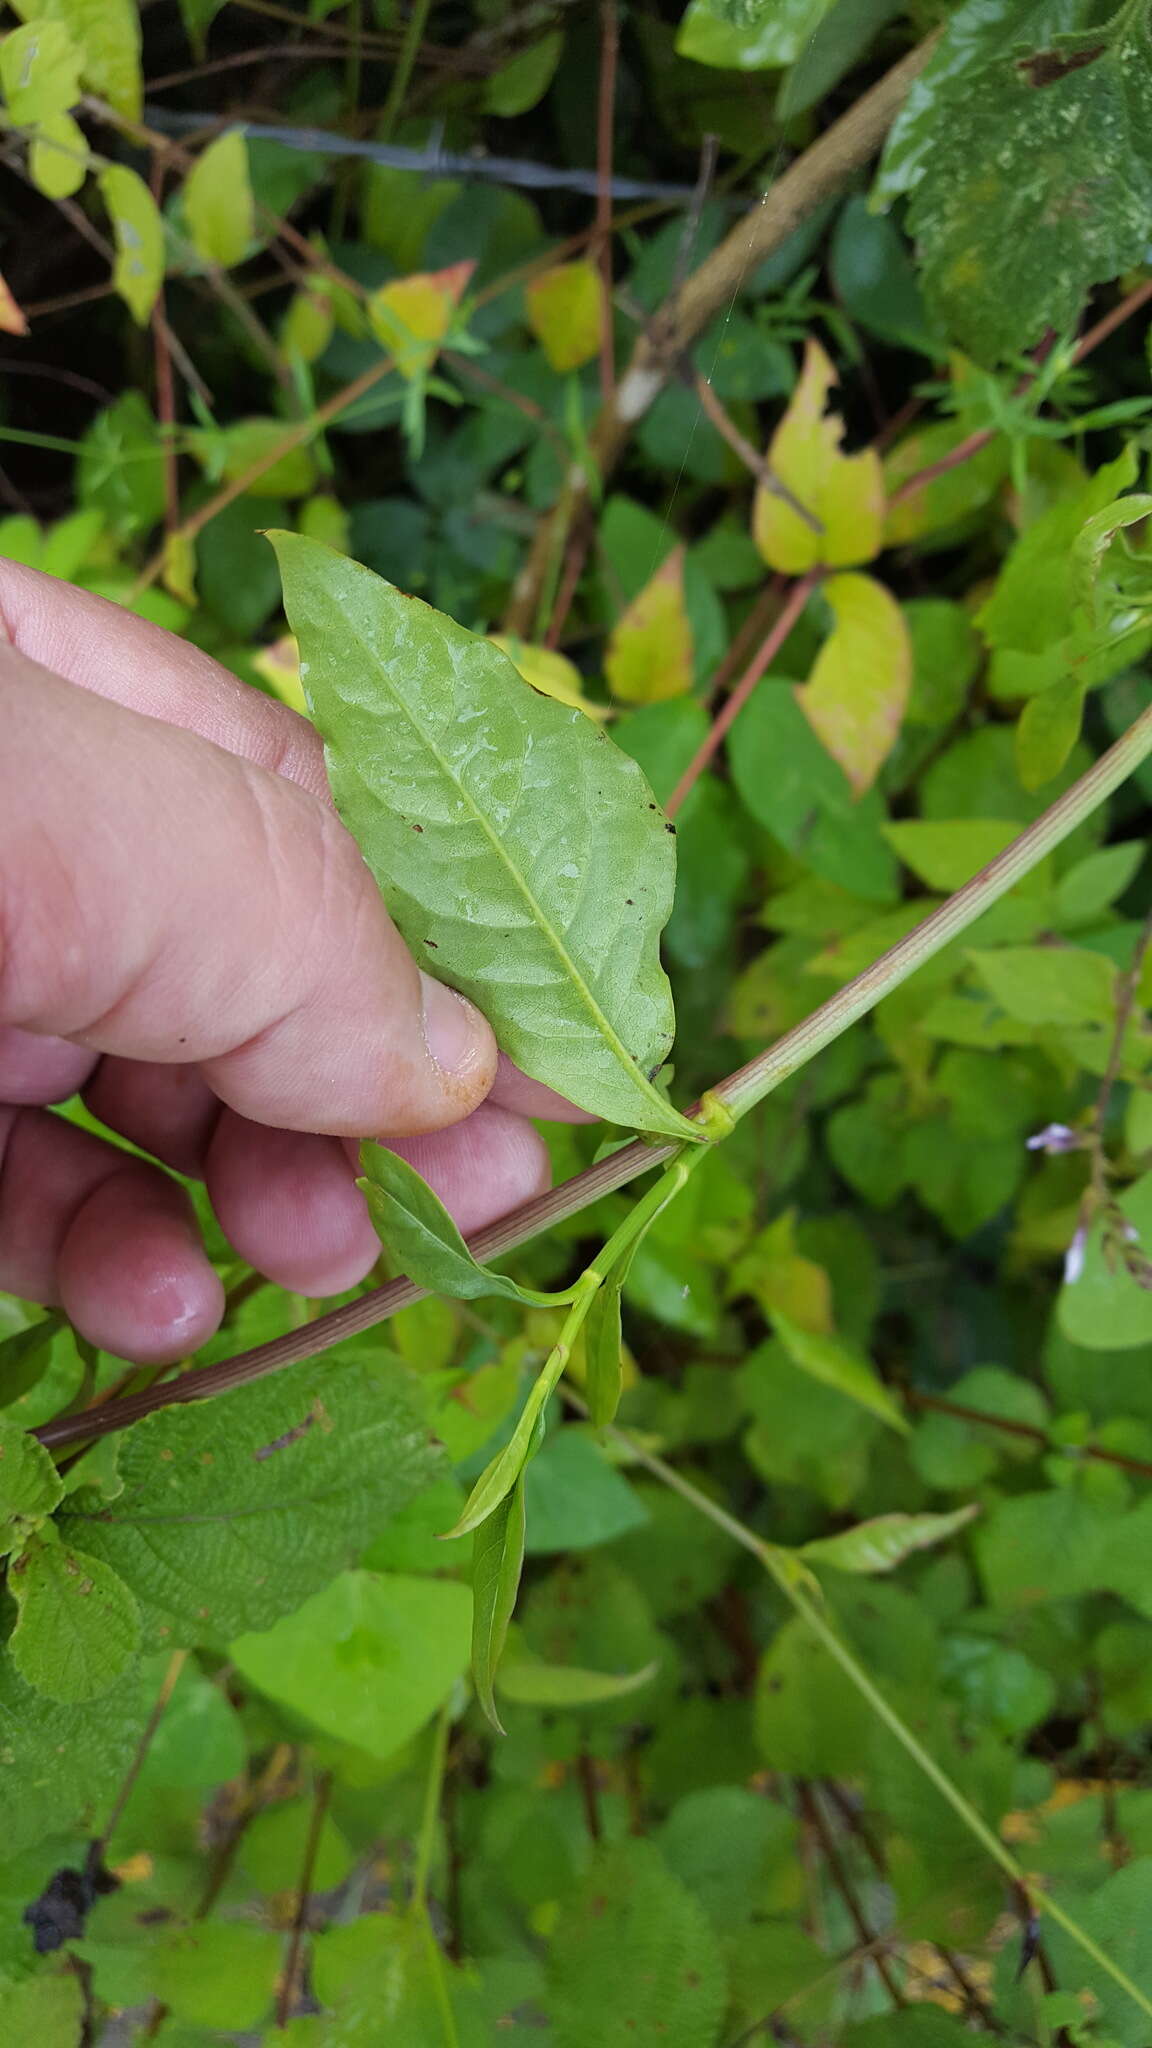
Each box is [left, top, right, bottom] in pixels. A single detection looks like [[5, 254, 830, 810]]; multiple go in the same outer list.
[[503, 32, 939, 634], [276, 1770, 334, 2027]]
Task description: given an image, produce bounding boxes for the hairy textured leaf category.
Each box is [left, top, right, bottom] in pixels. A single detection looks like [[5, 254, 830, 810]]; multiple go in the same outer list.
[[772, 1312, 908, 1432], [0, 1419, 63, 1556], [525, 259, 604, 373], [796, 571, 910, 795], [58, 1357, 439, 1645], [358, 1142, 560, 1304], [605, 547, 695, 705], [0, 1656, 151, 1859], [8, 1535, 140, 1704], [231, 1571, 472, 1760], [183, 127, 253, 269], [905, 23, 1152, 363], [98, 164, 164, 326], [800, 1505, 979, 1574], [548, 1838, 727, 2048], [754, 339, 884, 572], [270, 534, 693, 1138], [472, 1476, 525, 1731]]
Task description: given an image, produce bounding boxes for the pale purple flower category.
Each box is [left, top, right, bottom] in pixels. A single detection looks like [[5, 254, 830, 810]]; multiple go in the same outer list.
[[1026, 1123, 1079, 1155], [1063, 1224, 1088, 1286]]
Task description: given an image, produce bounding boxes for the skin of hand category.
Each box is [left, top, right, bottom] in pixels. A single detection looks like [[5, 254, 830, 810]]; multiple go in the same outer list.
[[0, 561, 589, 1365]]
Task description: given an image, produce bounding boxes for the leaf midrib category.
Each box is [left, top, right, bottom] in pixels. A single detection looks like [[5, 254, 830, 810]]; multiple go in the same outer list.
[[336, 602, 682, 1132]]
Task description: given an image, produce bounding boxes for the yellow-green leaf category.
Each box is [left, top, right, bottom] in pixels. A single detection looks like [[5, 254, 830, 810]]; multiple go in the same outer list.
[[367, 260, 473, 379], [252, 633, 309, 715], [771, 1311, 908, 1433], [0, 18, 83, 123], [281, 280, 334, 363], [1015, 674, 1086, 792], [490, 633, 611, 720], [28, 105, 87, 198], [183, 127, 254, 270], [525, 258, 604, 374], [604, 545, 694, 705], [754, 338, 884, 571], [98, 163, 164, 326], [800, 1505, 979, 1575], [795, 572, 910, 796], [161, 530, 197, 608], [12, 0, 143, 119]]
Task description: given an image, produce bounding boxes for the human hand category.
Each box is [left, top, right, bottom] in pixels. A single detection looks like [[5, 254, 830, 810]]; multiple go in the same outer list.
[[0, 562, 582, 1365]]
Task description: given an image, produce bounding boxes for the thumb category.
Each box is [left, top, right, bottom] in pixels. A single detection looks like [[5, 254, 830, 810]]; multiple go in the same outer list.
[[0, 646, 497, 1137]]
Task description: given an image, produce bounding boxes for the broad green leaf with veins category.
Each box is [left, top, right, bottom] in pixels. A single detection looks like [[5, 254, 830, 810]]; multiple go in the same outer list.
[[270, 534, 695, 1140]]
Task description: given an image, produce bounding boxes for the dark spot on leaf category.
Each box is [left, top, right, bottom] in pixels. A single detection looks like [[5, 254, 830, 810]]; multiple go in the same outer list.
[[411, 822, 424, 832], [1017, 44, 1104, 86], [254, 1405, 320, 1461], [664, 822, 676, 833], [24, 1854, 118, 1954], [425, 938, 439, 949], [626, 898, 634, 905]]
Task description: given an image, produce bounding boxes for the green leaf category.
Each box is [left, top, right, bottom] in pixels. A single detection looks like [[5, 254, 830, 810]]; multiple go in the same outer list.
[[796, 570, 911, 796], [905, 22, 1152, 362], [182, 127, 254, 269], [189, 417, 316, 498], [1015, 672, 1087, 791], [1055, 840, 1145, 929], [498, 1652, 658, 1708], [98, 164, 164, 326], [525, 259, 605, 375], [0, 1965, 85, 2043], [471, 1475, 525, 1732], [0, 1417, 63, 1555], [676, 0, 834, 69], [771, 1311, 908, 1432], [269, 533, 695, 1140], [1073, 493, 1152, 625], [13, 0, 143, 118], [969, 943, 1117, 1027], [584, 1268, 626, 1428], [177, 0, 228, 56], [885, 818, 1019, 891], [523, 1427, 649, 1553], [605, 546, 695, 704], [28, 108, 87, 197], [1060, 1169, 1152, 1351], [548, 1838, 727, 2048], [0, 1314, 63, 1409], [483, 26, 563, 114], [58, 1356, 439, 1644], [231, 1570, 472, 1760], [8, 1532, 141, 1704], [0, 19, 83, 122], [358, 1141, 561, 1304], [800, 1505, 979, 1574], [729, 678, 899, 904], [0, 1653, 151, 1859], [152, 1922, 281, 2031], [445, 1349, 562, 1540], [1045, 1856, 1152, 2047]]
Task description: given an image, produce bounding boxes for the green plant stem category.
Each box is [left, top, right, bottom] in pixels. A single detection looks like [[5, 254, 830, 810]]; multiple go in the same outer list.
[[378, 0, 435, 144], [36, 697, 1152, 1451], [412, 1703, 460, 2048], [602, 1417, 1152, 2029]]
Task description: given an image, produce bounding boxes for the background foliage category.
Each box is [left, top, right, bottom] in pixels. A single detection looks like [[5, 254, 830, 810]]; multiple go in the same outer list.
[[4, 0, 1152, 2040]]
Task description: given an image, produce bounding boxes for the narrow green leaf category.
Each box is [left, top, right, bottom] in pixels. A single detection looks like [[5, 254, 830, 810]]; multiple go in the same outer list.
[[183, 127, 254, 269], [584, 1269, 626, 1429], [8, 1533, 141, 1703], [0, 1312, 62, 1408], [268, 533, 696, 1140], [471, 1476, 526, 1732], [358, 1141, 564, 1305], [799, 1504, 979, 1575], [0, 1417, 64, 1554], [445, 1348, 565, 1540], [498, 1655, 657, 1707], [177, 0, 229, 57], [771, 1312, 908, 1433], [98, 164, 164, 326]]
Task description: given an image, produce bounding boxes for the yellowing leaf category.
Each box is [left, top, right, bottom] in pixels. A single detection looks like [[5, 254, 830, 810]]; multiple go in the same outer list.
[[754, 339, 884, 571], [183, 127, 254, 270], [12, 0, 143, 119], [525, 259, 604, 374], [252, 634, 308, 714], [161, 530, 196, 608], [0, 268, 28, 335], [29, 107, 87, 198], [604, 546, 694, 705], [98, 164, 164, 325], [367, 260, 474, 379], [796, 572, 910, 796], [489, 634, 610, 721], [730, 1213, 834, 1333], [0, 19, 83, 123]]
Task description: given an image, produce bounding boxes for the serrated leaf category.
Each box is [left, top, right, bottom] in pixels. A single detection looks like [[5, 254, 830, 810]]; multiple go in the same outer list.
[[367, 260, 473, 379], [498, 1653, 658, 1706], [269, 533, 694, 1139], [604, 546, 695, 705], [57, 1357, 439, 1644], [471, 1476, 525, 1732], [183, 127, 253, 269], [906, 24, 1152, 364], [796, 571, 910, 795], [0, 1654, 151, 1860], [29, 107, 87, 197], [98, 164, 164, 325], [800, 1504, 979, 1574], [0, 1418, 63, 1555], [525, 259, 604, 374], [548, 1838, 727, 2048], [0, 19, 83, 122], [771, 1311, 908, 1432], [8, 1534, 141, 1703], [231, 1570, 472, 1761], [1015, 672, 1086, 790], [754, 338, 884, 572], [358, 1141, 562, 1305]]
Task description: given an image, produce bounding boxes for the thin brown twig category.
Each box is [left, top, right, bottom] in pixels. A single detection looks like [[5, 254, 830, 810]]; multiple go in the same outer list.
[[903, 1386, 1152, 1481], [665, 570, 817, 817], [692, 371, 822, 529], [798, 1785, 906, 2007], [276, 1770, 334, 2027], [90, 1651, 188, 1864], [594, 0, 619, 410]]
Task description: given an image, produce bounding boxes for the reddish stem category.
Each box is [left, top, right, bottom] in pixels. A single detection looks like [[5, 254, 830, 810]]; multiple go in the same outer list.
[[665, 571, 817, 817]]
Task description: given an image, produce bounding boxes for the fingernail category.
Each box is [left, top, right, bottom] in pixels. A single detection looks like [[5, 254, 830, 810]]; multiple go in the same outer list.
[[420, 971, 482, 1074]]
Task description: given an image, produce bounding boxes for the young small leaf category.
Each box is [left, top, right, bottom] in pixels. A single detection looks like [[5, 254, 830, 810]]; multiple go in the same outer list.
[[183, 127, 254, 269], [472, 1475, 526, 1732], [446, 1348, 564, 1539], [0, 1417, 64, 1555], [796, 571, 911, 796], [525, 259, 605, 375], [604, 546, 695, 705], [358, 1142, 566, 1305], [8, 1534, 141, 1703], [799, 1504, 979, 1575], [98, 164, 164, 326], [269, 533, 695, 1140], [498, 1655, 657, 1708], [771, 1312, 908, 1433], [584, 1270, 627, 1429]]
